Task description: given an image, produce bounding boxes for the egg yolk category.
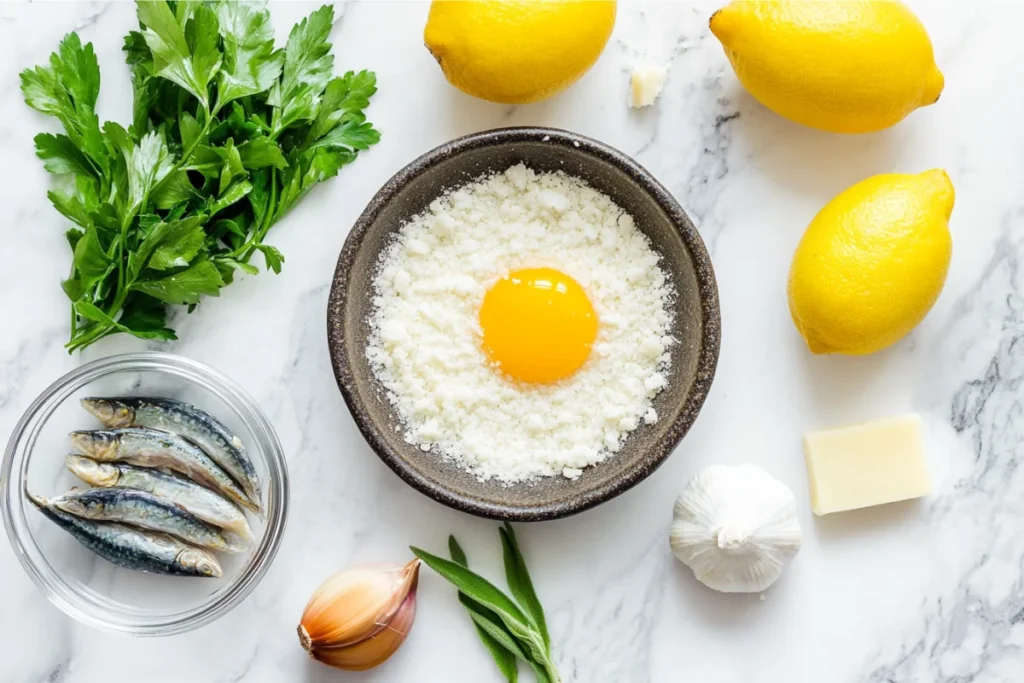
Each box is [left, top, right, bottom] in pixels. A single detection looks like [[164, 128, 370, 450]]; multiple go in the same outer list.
[[479, 267, 598, 384]]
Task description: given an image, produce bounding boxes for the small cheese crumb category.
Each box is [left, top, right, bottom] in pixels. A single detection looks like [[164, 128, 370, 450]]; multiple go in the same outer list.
[[563, 467, 583, 480], [604, 431, 622, 453], [639, 335, 664, 359], [644, 372, 668, 393], [419, 420, 442, 441], [406, 238, 430, 255], [538, 190, 569, 212], [629, 63, 668, 108], [644, 407, 658, 425]]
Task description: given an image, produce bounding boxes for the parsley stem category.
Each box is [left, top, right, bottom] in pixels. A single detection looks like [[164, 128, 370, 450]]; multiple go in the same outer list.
[[67, 319, 116, 351], [67, 324, 104, 351], [84, 154, 103, 180], [228, 167, 278, 262], [542, 657, 561, 683], [68, 297, 122, 350], [148, 105, 212, 201]]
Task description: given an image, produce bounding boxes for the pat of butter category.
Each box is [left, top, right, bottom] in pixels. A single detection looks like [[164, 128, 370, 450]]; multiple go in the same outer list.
[[803, 414, 931, 516], [629, 64, 667, 108]]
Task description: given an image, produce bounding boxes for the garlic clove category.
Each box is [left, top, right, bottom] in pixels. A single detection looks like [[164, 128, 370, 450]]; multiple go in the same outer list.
[[299, 559, 420, 650], [311, 591, 417, 671]]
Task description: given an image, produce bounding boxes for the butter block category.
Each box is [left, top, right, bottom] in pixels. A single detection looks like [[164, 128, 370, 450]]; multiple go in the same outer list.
[[803, 414, 931, 515]]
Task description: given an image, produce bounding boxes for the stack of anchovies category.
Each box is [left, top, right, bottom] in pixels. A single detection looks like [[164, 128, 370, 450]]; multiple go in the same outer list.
[[29, 397, 262, 578]]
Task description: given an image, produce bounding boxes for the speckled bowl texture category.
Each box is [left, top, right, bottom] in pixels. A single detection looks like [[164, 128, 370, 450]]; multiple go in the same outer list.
[[327, 127, 720, 521]]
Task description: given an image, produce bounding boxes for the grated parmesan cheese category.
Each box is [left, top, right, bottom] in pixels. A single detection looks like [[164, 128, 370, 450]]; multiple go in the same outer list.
[[367, 165, 675, 483]]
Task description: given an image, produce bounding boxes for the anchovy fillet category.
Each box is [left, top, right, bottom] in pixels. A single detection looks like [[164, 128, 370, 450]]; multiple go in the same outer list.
[[70, 427, 258, 514], [81, 397, 262, 512], [48, 486, 244, 553], [65, 455, 254, 543], [27, 492, 222, 577]]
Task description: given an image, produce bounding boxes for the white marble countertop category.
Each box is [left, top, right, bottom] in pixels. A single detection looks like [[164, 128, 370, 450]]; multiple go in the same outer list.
[[2, 1, 1022, 681]]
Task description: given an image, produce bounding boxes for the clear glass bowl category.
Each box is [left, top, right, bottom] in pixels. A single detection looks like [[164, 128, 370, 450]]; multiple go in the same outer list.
[[1, 352, 288, 635]]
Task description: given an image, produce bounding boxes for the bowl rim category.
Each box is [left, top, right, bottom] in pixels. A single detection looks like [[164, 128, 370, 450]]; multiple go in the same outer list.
[[0, 351, 289, 636], [327, 126, 720, 521]]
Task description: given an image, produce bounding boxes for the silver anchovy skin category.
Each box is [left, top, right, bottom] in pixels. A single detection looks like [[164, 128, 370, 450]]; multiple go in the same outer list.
[[47, 486, 244, 553], [81, 395, 262, 511], [27, 492, 222, 577], [65, 455, 254, 543], [69, 427, 259, 514], [81, 397, 262, 512]]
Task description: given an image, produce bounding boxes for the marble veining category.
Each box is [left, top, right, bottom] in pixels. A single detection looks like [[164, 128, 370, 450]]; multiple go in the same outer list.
[[862, 226, 1024, 683], [1, 2, 1022, 682]]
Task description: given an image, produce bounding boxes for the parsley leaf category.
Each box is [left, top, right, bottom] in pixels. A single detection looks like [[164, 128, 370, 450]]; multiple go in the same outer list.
[[136, 0, 222, 109], [34, 133, 96, 177], [73, 228, 111, 284], [208, 180, 253, 217], [124, 131, 174, 217], [308, 71, 379, 142], [151, 171, 196, 210], [179, 111, 202, 149], [20, 33, 107, 173], [132, 260, 224, 305], [118, 293, 178, 341], [48, 189, 94, 229], [216, 0, 283, 109], [268, 4, 334, 133], [309, 118, 382, 152], [130, 216, 206, 276], [238, 138, 287, 170], [217, 138, 245, 195], [255, 244, 284, 274]]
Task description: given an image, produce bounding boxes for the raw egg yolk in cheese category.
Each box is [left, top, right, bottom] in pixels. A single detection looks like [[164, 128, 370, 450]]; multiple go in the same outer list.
[[479, 267, 598, 384]]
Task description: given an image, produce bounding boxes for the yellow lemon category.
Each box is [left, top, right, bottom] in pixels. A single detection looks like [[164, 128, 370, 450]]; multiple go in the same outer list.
[[424, 0, 616, 104], [710, 0, 944, 133], [788, 170, 954, 355]]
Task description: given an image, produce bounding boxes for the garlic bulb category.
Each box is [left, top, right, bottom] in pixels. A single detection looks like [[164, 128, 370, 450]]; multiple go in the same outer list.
[[298, 559, 420, 670], [669, 464, 801, 593]]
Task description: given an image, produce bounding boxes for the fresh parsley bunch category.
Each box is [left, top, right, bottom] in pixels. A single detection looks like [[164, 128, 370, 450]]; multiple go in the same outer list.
[[20, 1, 379, 351]]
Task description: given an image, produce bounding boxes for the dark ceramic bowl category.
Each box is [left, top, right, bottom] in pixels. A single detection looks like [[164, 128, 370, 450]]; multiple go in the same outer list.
[[327, 127, 719, 521]]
